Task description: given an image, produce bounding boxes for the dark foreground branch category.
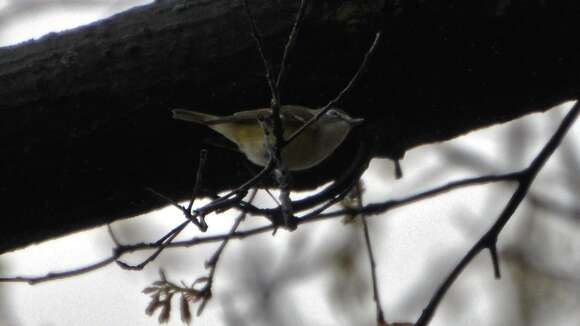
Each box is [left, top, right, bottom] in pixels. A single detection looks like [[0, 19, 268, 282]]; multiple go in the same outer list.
[[3, 1, 580, 253]]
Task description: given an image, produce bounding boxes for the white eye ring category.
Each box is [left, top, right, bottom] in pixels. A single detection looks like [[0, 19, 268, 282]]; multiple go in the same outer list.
[[326, 109, 339, 117]]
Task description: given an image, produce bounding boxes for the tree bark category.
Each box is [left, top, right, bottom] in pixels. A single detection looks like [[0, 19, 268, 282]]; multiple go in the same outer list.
[[1, 0, 578, 253]]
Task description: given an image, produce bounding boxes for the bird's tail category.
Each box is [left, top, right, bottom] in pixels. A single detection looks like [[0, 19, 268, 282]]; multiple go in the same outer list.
[[171, 109, 217, 125]]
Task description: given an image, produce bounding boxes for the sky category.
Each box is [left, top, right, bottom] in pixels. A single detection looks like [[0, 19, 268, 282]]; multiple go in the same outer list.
[[0, 0, 151, 47]]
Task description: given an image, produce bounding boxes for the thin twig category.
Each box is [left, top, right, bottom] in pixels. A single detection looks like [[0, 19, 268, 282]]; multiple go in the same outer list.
[[0, 256, 118, 285], [354, 181, 386, 325], [298, 185, 354, 220], [242, 0, 284, 192], [197, 160, 273, 213], [241, 0, 278, 101], [141, 190, 261, 321], [415, 101, 579, 326], [312, 172, 520, 220], [0, 161, 527, 285], [264, 188, 280, 205], [258, 116, 293, 227], [117, 220, 190, 271], [297, 162, 364, 221], [282, 138, 373, 216], [186, 149, 208, 213], [107, 224, 121, 247], [244, 0, 296, 229], [119, 151, 210, 269], [284, 30, 382, 147], [146, 187, 204, 231], [275, 0, 308, 92], [196, 189, 259, 313], [146, 187, 184, 210], [206, 189, 258, 269]]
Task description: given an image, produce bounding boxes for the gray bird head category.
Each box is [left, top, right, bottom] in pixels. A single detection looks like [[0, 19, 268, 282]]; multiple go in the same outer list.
[[322, 108, 365, 126]]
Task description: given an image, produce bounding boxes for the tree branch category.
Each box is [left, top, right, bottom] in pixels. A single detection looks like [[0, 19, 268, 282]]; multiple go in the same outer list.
[[415, 101, 580, 326], [2, 0, 580, 252]]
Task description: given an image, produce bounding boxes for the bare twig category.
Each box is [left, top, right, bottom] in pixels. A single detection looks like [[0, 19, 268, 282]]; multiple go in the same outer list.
[[0, 159, 528, 285], [257, 116, 294, 227], [146, 187, 203, 231], [0, 157, 533, 286], [282, 137, 373, 218], [186, 149, 208, 214], [117, 150, 211, 270], [312, 172, 520, 220], [194, 160, 273, 215], [107, 224, 122, 247], [206, 189, 258, 269], [146, 187, 184, 210], [196, 188, 259, 314], [284, 30, 382, 147], [0, 256, 119, 285], [415, 101, 579, 326], [241, 0, 283, 159], [275, 0, 308, 93], [299, 183, 355, 220], [141, 189, 260, 322], [241, 0, 278, 101], [394, 159, 403, 179], [117, 220, 190, 271], [353, 181, 386, 325], [243, 0, 306, 229]]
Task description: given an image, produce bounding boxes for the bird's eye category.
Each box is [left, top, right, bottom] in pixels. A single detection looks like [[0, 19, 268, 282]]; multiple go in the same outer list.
[[326, 109, 339, 117]]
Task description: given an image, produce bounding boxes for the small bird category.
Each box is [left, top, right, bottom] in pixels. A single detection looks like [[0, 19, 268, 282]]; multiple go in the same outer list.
[[172, 105, 363, 171]]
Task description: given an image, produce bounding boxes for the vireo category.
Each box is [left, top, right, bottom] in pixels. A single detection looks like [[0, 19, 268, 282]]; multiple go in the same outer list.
[[172, 105, 363, 170]]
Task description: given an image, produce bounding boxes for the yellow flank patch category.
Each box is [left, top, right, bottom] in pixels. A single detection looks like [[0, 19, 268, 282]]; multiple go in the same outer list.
[[234, 124, 269, 145], [233, 124, 306, 143]]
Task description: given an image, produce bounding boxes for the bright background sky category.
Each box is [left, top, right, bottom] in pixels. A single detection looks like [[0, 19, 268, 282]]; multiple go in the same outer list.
[[1, 2, 579, 326]]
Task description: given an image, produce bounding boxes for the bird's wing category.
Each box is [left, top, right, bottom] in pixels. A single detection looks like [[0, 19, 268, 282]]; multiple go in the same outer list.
[[172, 109, 218, 124], [204, 105, 318, 126], [281, 105, 319, 123]]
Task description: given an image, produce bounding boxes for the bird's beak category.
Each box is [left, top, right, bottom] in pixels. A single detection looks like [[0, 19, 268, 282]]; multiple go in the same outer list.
[[345, 117, 365, 126]]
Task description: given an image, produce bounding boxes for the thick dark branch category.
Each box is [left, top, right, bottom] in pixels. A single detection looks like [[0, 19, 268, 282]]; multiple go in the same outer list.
[[2, 0, 580, 252]]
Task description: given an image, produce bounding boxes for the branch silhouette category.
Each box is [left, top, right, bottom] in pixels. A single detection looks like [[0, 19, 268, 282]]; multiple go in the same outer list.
[[1, 2, 578, 325]]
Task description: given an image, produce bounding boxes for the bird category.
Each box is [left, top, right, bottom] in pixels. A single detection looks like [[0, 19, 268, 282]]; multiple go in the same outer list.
[[172, 105, 363, 171]]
